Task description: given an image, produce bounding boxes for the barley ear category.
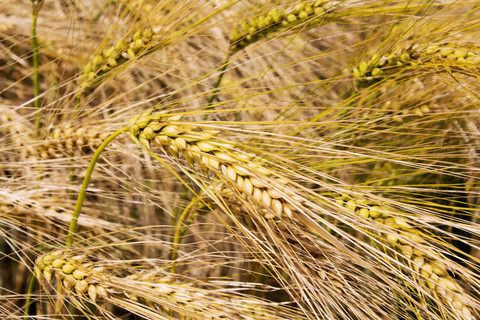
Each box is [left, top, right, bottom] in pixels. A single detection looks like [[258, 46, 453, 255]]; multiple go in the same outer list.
[[229, 1, 330, 54], [335, 195, 474, 319], [79, 27, 157, 93], [353, 43, 480, 88]]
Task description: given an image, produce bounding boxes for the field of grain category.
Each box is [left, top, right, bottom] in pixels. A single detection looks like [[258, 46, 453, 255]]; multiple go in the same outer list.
[[1, 0, 480, 319]]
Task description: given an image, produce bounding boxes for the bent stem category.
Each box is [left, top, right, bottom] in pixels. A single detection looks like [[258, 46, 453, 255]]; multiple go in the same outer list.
[[170, 196, 202, 273], [66, 128, 125, 247]]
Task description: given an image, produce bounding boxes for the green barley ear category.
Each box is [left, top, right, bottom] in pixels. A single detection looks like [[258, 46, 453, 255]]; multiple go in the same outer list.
[[118, 0, 155, 16], [229, 1, 330, 55], [353, 43, 480, 88], [126, 111, 304, 222], [79, 27, 158, 93], [35, 250, 110, 303]]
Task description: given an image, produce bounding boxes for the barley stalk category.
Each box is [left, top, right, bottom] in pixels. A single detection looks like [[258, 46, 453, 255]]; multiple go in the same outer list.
[[66, 128, 124, 247], [30, 0, 43, 137]]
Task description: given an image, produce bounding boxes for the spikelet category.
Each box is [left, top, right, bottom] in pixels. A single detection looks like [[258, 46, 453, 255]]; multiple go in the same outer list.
[[79, 27, 157, 92], [229, 1, 330, 54], [378, 99, 433, 124], [353, 43, 480, 88], [334, 195, 475, 320], [35, 250, 110, 302]]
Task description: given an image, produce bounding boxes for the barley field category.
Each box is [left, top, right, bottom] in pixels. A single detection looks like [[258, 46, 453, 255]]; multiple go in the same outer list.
[[1, 0, 480, 319]]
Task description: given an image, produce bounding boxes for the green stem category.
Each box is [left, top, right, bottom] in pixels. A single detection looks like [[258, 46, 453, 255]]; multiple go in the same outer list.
[[75, 95, 81, 109], [66, 128, 125, 247], [24, 274, 36, 319], [170, 197, 200, 273], [204, 55, 230, 120], [32, 11, 40, 137], [90, 0, 115, 28], [69, 152, 76, 199]]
